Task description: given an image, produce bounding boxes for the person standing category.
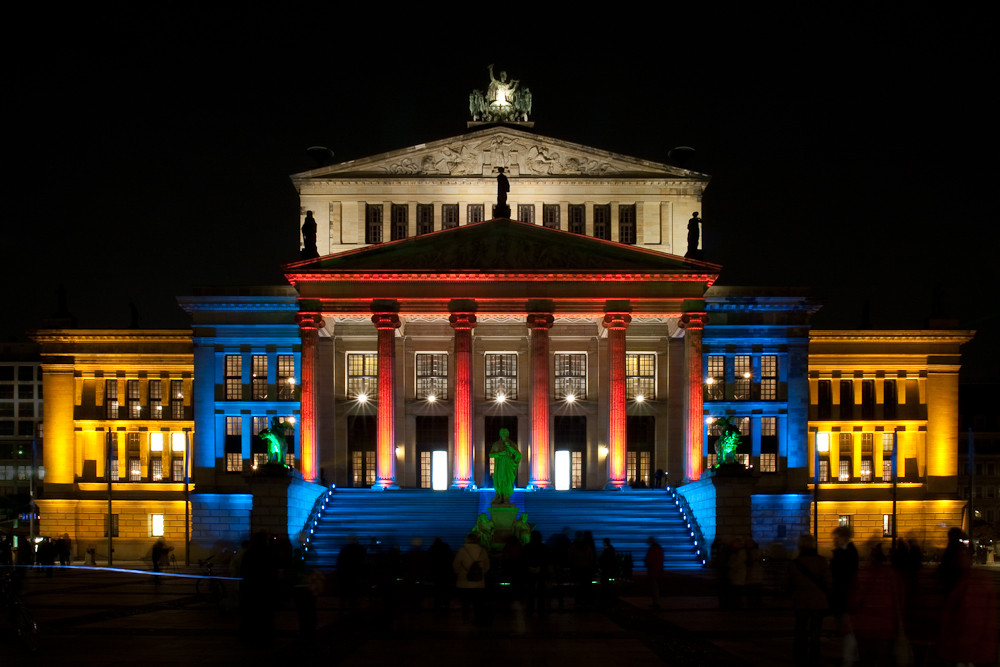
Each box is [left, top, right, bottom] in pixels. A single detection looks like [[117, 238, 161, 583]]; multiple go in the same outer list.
[[644, 536, 664, 609], [830, 526, 860, 664], [789, 533, 830, 667], [454, 533, 490, 625]]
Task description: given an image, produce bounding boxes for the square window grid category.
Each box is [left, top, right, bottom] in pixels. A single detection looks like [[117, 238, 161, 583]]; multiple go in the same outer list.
[[554, 353, 586, 400], [625, 353, 655, 400], [347, 353, 378, 399], [416, 353, 448, 400], [252, 355, 268, 400], [485, 353, 518, 400]]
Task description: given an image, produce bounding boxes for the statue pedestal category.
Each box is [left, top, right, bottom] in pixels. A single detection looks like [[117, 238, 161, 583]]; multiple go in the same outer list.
[[487, 504, 518, 550]]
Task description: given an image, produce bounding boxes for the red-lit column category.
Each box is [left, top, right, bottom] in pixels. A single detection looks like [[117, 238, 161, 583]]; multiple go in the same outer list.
[[372, 311, 401, 489], [680, 312, 709, 482], [604, 312, 631, 488], [449, 312, 477, 488], [527, 313, 554, 489], [296, 312, 323, 483]]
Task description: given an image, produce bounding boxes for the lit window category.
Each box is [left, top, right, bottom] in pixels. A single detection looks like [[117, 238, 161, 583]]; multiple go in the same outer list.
[[171, 432, 185, 453], [127, 432, 141, 482], [277, 355, 295, 400], [860, 433, 874, 482], [365, 203, 383, 243], [542, 204, 560, 229], [554, 353, 587, 400], [105, 379, 119, 419], [420, 451, 431, 489], [225, 416, 242, 473], [151, 458, 163, 482], [733, 356, 751, 401], [626, 353, 655, 400], [818, 459, 829, 483], [485, 353, 518, 400], [347, 353, 378, 400], [149, 432, 163, 452], [416, 353, 448, 400], [882, 514, 894, 537], [251, 355, 268, 400], [127, 380, 141, 419], [706, 356, 725, 401], [225, 355, 242, 400], [108, 432, 119, 481], [571, 451, 583, 489], [170, 380, 184, 419], [760, 416, 777, 472], [618, 204, 636, 244], [838, 515, 851, 528], [626, 451, 651, 486], [151, 514, 164, 537], [882, 432, 895, 481], [149, 380, 163, 419], [838, 432, 853, 482], [760, 355, 777, 400], [172, 457, 184, 481]]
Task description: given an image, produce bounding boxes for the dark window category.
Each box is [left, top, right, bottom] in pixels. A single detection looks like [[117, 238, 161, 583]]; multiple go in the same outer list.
[[127, 380, 141, 419], [105, 514, 119, 538], [840, 380, 854, 420], [467, 204, 484, 224], [226, 416, 242, 472], [619, 204, 636, 244], [107, 432, 119, 481], [365, 204, 383, 244], [594, 205, 611, 240], [760, 417, 778, 472], [391, 204, 408, 240], [627, 416, 655, 485], [105, 380, 119, 419], [417, 204, 434, 235], [542, 204, 560, 229], [568, 205, 585, 234], [348, 415, 376, 487], [442, 204, 459, 229], [884, 380, 897, 420], [817, 381, 832, 420], [861, 380, 875, 420], [149, 380, 163, 419], [517, 204, 534, 223], [170, 380, 184, 419]]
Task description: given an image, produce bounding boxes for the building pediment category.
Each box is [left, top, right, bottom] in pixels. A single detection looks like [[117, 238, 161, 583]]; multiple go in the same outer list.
[[285, 218, 720, 277], [291, 126, 707, 180]]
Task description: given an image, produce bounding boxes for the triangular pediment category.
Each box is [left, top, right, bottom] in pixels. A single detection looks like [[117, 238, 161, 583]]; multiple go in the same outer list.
[[291, 126, 707, 180], [285, 219, 720, 276]]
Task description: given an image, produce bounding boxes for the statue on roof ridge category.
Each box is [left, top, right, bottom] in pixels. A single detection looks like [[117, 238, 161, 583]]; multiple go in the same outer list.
[[470, 65, 532, 123]]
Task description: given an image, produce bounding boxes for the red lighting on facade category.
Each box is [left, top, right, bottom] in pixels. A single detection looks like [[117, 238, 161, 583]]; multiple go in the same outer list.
[[372, 311, 401, 488], [296, 312, 323, 483], [681, 312, 708, 482], [527, 313, 554, 489], [449, 312, 476, 488], [604, 312, 631, 488]]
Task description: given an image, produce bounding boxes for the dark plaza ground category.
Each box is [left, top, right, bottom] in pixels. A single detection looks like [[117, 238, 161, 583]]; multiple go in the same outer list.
[[4, 560, 999, 667]]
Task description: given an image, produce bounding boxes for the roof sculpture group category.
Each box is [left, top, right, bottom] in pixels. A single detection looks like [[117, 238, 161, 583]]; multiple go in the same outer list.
[[469, 65, 532, 123]]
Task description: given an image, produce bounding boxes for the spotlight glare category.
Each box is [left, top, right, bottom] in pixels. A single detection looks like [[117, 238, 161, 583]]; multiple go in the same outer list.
[[357, 392, 368, 404]]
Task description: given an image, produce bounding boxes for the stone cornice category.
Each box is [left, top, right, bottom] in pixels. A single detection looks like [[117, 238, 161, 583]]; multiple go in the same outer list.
[[809, 330, 975, 344], [287, 272, 718, 284], [30, 330, 193, 345]]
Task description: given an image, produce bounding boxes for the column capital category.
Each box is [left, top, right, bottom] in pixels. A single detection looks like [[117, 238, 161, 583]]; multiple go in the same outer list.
[[295, 312, 324, 331], [448, 312, 477, 330], [371, 312, 401, 330], [526, 313, 554, 330], [602, 312, 632, 330], [679, 311, 709, 330]]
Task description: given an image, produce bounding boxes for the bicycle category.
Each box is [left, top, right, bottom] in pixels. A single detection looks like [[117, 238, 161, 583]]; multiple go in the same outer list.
[[195, 555, 227, 607]]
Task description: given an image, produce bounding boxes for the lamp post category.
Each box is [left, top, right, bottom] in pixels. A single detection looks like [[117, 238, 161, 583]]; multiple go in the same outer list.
[[106, 429, 113, 566], [891, 427, 899, 552]]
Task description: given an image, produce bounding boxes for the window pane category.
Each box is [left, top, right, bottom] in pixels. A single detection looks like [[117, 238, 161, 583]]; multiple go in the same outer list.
[[554, 353, 586, 400], [485, 353, 517, 400]]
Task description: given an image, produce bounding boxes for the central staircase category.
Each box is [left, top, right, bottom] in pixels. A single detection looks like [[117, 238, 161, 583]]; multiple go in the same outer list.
[[305, 487, 703, 571]]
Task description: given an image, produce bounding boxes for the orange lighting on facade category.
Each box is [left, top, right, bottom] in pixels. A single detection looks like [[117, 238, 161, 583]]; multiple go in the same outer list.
[[449, 312, 476, 488], [681, 312, 708, 482], [528, 313, 554, 489], [604, 313, 631, 488], [296, 312, 323, 483], [372, 311, 401, 488]]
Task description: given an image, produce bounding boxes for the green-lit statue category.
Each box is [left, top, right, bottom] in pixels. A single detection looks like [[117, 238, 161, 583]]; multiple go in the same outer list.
[[258, 417, 292, 466], [489, 428, 521, 505], [712, 417, 742, 466], [474, 513, 495, 550]]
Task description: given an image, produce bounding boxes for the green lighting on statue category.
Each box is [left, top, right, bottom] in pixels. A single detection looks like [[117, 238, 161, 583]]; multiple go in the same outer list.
[[258, 417, 293, 467], [712, 417, 742, 467]]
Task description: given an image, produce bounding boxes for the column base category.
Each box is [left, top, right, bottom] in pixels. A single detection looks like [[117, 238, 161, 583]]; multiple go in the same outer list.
[[450, 480, 476, 490], [604, 481, 627, 491], [371, 481, 399, 490], [527, 481, 551, 491]]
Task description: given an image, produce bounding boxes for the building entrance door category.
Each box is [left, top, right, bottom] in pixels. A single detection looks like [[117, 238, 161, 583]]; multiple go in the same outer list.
[[347, 415, 376, 487]]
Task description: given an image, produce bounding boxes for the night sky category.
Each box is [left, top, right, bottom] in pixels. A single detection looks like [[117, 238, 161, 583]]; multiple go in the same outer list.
[[5, 7, 997, 380]]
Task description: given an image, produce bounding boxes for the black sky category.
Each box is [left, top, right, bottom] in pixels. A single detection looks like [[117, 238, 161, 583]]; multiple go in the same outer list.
[[5, 6, 997, 380]]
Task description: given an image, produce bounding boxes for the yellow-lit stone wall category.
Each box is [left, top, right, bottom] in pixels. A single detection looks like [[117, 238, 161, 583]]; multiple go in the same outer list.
[[813, 499, 965, 554]]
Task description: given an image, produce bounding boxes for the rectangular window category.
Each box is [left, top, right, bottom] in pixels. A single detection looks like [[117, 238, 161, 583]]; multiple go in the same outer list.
[[593, 205, 611, 240], [818, 459, 830, 483], [365, 203, 383, 244], [391, 203, 408, 241], [127, 379, 141, 419], [883, 514, 894, 537], [882, 432, 895, 481], [416, 353, 448, 400], [225, 416, 242, 473], [626, 353, 656, 400], [760, 417, 778, 472], [277, 355, 295, 400], [127, 432, 141, 482], [170, 380, 184, 419], [626, 451, 651, 486], [618, 204, 636, 244], [105, 379, 119, 419], [733, 356, 751, 400], [149, 380, 163, 419], [485, 353, 518, 400], [760, 355, 778, 400], [517, 204, 535, 223], [568, 205, 585, 234], [861, 380, 875, 420], [420, 451, 431, 489], [859, 459, 872, 483], [417, 204, 434, 235], [172, 457, 184, 481], [817, 380, 832, 420], [554, 353, 587, 400], [352, 450, 376, 487], [884, 380, 897, 420], [860, 432, 874, 482], [108, 432, 119, 481], [151, 514, 165, 538], [839, 432, 852, 482], [251, 355, 268, 400], [151, 458, 163, 482], [542, 204, 560, 229], [840, 380, 854, 420], [347, 353, 378, 399], [571, 451, 583, 489], [706, 356, 725, 401], [225, 355, 242, 400], [253, 452, 268, 469], [467, 204, 484, 224], [105, 514, 119, 538], [442, 204, 459, 229], [838, 515, 852, 528]]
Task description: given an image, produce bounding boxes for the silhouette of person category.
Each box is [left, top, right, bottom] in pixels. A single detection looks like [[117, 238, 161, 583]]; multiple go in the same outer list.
[[496, 167, 510, 217], [686, 212, 703, 258], [301, 211, 318, 259]]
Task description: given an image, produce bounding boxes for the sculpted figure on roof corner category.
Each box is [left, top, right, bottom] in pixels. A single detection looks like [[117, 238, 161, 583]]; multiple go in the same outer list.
[[469, 65, 532, 123]]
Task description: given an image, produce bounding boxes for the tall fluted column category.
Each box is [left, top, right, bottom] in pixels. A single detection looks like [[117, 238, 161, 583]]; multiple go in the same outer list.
[[680, 312, 708, 482], [372, 311, 401, 488], [449, 312, 477, 488], [603, 312, 631, 488], [296, 312, 324, 483], [527, 313, 554, 489]]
